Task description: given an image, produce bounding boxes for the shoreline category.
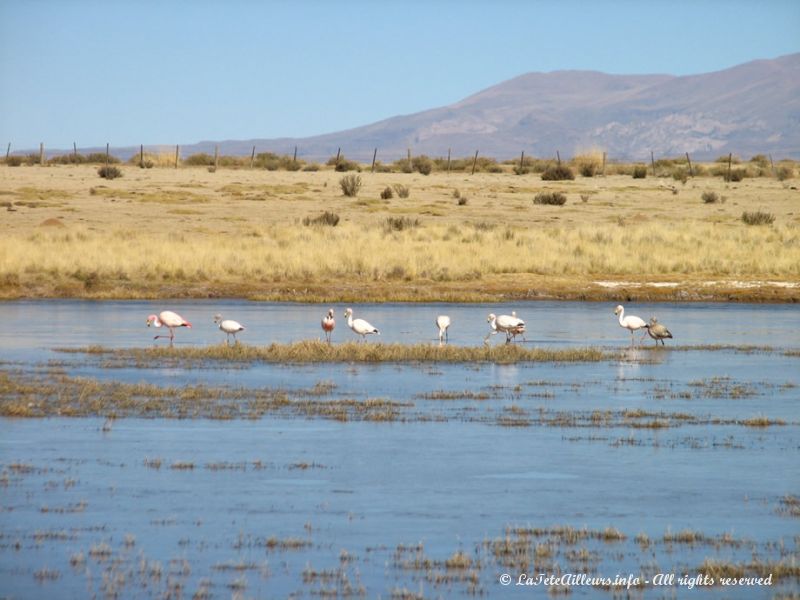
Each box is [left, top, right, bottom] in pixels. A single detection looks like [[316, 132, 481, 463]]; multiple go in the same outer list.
[[1, 276, 798, 303]]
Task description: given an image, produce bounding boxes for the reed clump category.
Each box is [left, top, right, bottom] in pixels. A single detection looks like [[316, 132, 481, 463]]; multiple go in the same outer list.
[[62, 341, 610, 364]]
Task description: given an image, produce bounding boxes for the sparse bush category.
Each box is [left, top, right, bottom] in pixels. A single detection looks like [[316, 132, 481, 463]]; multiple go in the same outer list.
[[452, 189, 461, 199], [513, 165, 530, 175], [533, 192, 567, 206], [85, 153, 120, 164], [184, 153, 215, 166], [303, 211, 340, 227], [339, 174, 361, 197], [5, 156, 23, 167], [302, 163, 321, 172], [457, 197, 468, 206], [573, 154, 601, 177], [385, 216, 419, 231], [632, 165, 648, 178], [701, 191, 720, 204], [335, 158, 359, 172], [580, 194, 589, 203], [380, 186, 393, 200], [411, 155, 434, 175], [724, 168, 746, 182], [139, 159, 154, 169], [49, 153, 87, 165], [672, 167, 689, 184], [579, 162, 598, 177], [750, 154, 769, 168], [98, 165, 122, 179], [540, 164, 575, 181], [392, 158, 413, 173], [716, 155, 741, 164], [776, 165, 793, 181], [741, 210, 775, 226], [393, 184, 411, 198]]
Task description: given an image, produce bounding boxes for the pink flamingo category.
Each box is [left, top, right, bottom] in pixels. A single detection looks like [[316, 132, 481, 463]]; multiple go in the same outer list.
[[321, 308, 336, 343], [146, 310, 192, 345]]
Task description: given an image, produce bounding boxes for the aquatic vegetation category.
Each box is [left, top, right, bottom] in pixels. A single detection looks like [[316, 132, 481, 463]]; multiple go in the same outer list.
[[58, 341, 610, 364]]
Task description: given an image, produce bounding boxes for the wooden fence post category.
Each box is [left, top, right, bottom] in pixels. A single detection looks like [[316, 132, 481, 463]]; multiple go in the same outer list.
[[602, 152, 607, 176], [447, 148, 451, 173], [651, 151, 656, 176], [471, 150, 479, 175], [105, 143, 109, 167], [335, 147, 341, 167], [407, 148, 411, 166], [371, 148, 377, 173], [685, 152, 693, 176], [556, 151, 561, 166], [73, 142, 78, 162], [140, 144, 144, 166], [250, 146, 256, 168], [5, 142, 10, 161], [214, 145, 219, 169], [519, 150, 525, 169], [40, 143, 45, 165], [293, 146, 297, 163], [727, 152, 732, 181], [175, 145, 179, 169]]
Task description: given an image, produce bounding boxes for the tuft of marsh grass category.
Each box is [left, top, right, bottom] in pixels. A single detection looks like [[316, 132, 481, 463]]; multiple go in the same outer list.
[[62, 341, 610, 365], [339, 174, 361, 197], [97, 166, 122, 180], [541, 164, 575, 181], [533, 192, 567, 206], [302, 211, 340, 227], [741, 210, 775, 225], [385, 216, 419, 231]]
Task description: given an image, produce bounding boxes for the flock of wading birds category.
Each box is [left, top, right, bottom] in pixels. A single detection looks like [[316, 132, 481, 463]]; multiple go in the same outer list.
[[145, 305, 673, 347]]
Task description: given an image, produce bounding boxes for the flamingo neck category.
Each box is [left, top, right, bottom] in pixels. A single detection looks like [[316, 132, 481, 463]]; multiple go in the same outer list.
[[617, 308, 625, 326]]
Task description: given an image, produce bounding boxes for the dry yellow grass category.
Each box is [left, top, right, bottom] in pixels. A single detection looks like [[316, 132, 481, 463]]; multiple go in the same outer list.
[[1, 164, 798, 301]]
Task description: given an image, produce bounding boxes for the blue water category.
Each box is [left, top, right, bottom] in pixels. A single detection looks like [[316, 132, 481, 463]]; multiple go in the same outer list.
[[0, 300, 798, 598]]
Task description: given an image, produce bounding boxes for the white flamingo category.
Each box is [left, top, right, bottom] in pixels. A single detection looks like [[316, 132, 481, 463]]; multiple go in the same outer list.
[[485, 313, 525, 344], [344, 308, 380, 341], [510, 310, 527, 342], [214, 314, 245, 345], [146, 310, 192, 345], [321, 308, 336, 343], [613, 305, 648, 347], [436, 315, 451, 345]]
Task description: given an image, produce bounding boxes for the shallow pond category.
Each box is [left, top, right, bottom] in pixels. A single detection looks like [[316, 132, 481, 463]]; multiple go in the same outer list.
[[1, 300, 798, 598]]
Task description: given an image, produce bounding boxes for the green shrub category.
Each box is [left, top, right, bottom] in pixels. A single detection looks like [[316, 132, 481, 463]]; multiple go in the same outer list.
[[98, 165, 122, 179], [533, 192, 567, 206], [632, 165, 648, 179], [380, 186, 393, 200], [385, 216, 419, 231], [393, 184, 411, 198], [540, 164, 575, 181], [339, 174, 362, 197], [741, 210, 775, 225], [303, 211, 340, 226]]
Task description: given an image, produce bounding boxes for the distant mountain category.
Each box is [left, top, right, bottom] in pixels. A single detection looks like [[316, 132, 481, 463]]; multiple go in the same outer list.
[[49, 54, 800, 162]]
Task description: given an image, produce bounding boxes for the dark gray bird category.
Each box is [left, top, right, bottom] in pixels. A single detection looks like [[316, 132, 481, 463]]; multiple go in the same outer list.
[[647, 317, 673, 346]]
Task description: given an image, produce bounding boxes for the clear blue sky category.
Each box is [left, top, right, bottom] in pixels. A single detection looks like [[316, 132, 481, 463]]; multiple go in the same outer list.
[[1, 0, 798, 150]]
